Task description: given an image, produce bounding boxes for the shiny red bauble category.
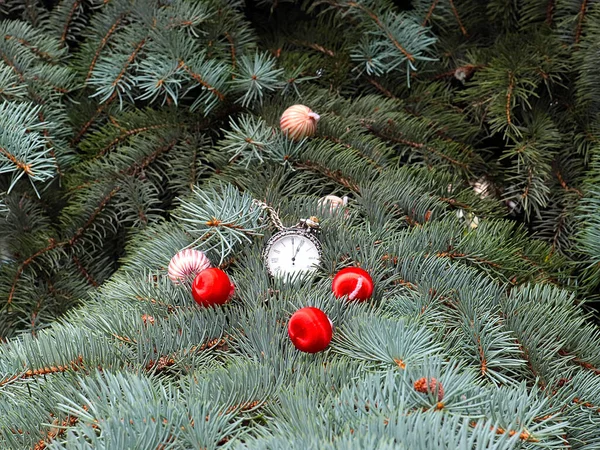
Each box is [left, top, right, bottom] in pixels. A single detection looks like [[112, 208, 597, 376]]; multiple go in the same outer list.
[[331, 267, 374, 301], [288, 307, 333, 353], [191, 268, 234, 307]]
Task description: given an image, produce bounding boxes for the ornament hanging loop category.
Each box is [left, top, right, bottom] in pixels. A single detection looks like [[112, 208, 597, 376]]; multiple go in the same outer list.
[[252, 199, 285, 231], [252, 200, 320, 233]]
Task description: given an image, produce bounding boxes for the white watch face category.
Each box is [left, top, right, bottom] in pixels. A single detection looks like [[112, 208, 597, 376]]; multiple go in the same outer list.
[[266, 232, 321, 277]]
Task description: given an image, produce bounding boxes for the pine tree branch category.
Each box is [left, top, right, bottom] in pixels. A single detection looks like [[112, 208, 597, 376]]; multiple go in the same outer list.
[[224, 32, 236, 72], [558, 349, 600, 375], [546, 0, 555, 25], [71, 254, 99, 287], [0, 52, 25, 82], [68, 187, 120, 246], [575, 0, 588, 44], [435, 251, 503, 269], [0, 146, 34, 176], [448, 0, 468, 37], [506, 72, 514, 125], [33, 412, 80, 450], [422, 0, 439, 27], [0, 355, 84, 387], [86, 14, 127, 82], [294, 160, 360, 191], [98, 123, 172, 158], [126, 138, 177, 177], [369, 126, 470, 170], [189, 146, 197, 189], [178, 60, 225, 101], [550, 211, 565, 255], [37, 110, 62, 178], [291, 40, 336, 57], [521, 168, 533, 201], [470, 421, 539, 442], [3, 34, 53, 61], [554, 165, 583, 197], [6, 187, 120, 304], [31, 74, 71, 93], [60, 0, 81, 45], [112, 38, 146, 88], [437, 197, 471, 209], [320, 135, 384, 172], [346, 1, 415, 62], [476, 334, 487, 376], [72, 91, 117, 145], [572, 397, 600, 412], [366, 77, 397, 98]]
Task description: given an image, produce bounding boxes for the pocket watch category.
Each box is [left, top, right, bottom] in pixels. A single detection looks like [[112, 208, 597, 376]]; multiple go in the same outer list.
[[254, 200, 322, 278]]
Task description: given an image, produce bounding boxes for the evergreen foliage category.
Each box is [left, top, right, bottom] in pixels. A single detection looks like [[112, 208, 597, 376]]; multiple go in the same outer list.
[[0, 0, 600, 448]]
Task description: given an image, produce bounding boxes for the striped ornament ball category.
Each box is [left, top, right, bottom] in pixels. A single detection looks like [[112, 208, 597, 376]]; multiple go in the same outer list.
[[168, 248, 211, 284], [280, 104, 320, 141]]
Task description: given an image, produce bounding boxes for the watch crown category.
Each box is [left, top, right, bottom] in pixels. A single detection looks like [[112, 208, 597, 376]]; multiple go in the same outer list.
[[303, 216, 320, 229]]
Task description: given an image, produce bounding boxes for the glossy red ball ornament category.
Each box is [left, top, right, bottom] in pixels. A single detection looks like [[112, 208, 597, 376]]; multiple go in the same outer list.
[[332, 267, 374, 301], [191, 268, 234, 307], [288, 307, 333, 353]]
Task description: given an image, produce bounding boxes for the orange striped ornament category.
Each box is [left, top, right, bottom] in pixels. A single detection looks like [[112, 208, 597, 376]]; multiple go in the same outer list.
[[280, 105, 320, 141]]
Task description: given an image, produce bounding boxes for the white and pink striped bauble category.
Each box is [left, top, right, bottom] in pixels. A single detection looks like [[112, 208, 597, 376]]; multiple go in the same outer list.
[[318, 194, 348, 215], [168, 249, 211, 284], [280, 105, 320, 141]]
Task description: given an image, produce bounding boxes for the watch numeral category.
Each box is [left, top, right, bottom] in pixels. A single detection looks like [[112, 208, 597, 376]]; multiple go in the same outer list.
[[271, 258, 279, 263], [273, 249, 280, 254]]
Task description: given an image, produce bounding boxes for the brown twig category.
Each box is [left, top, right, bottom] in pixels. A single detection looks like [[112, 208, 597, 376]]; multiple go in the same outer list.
[[0, 355, 85, 387], [97, 123, 171, 158], [71, 254, 99, 287], [60, 0, 81, 45], [546, 0, 555, 25], [506, 72, 514, 125], [178, 60, 225, 101], [112, 38, 146, 87], [86, 15, 126, 82], [294, 160, 360, 191], [3, 35, 53, 61], [71, 91, 117, 145], [347, 2, 415, 62], [291, 40, 335, 57], [7, 240, 58, 305], [575, 0, 588, 44], [448, 0, 468, 36], [554, 166, 583, 197], [0, 146, 34, 176], [366, 78, 396, 98], [1, 52, 25, 81], [422, 0, 439, 26]]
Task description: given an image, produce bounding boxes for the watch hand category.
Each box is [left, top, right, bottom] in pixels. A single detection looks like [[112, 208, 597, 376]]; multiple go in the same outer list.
[[292, 241, 304, 265], [291, 238, 296, 264]]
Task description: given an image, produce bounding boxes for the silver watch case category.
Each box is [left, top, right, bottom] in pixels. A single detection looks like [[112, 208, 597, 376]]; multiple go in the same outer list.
[[263, 228, 323, 277]]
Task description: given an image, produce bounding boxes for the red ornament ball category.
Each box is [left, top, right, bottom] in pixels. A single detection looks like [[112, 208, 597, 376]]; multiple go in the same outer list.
[[288, 307, 333, 353], [332, 267, 374, 301], [192, 268, 234, 307]]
